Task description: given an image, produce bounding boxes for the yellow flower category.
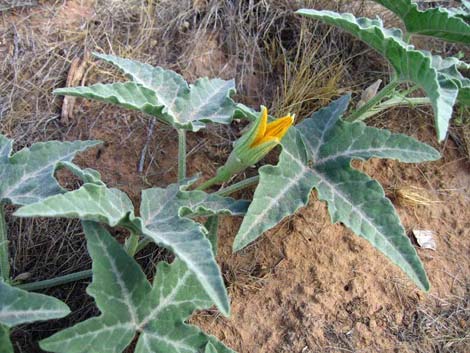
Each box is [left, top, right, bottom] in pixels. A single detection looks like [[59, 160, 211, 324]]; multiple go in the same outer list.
[[206, 107, 294, 185], [251, 107, 293, 147]]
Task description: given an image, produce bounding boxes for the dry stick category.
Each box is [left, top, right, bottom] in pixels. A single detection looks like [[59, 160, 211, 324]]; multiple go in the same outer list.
[[138, 119, 157, 174], [61, 52, 90, 124]]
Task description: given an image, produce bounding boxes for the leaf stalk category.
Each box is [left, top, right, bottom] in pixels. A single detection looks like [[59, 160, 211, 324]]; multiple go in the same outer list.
[[215, 176, 260, 196], [177, 129, 187, 182], [347, 79, 400, 122], [17, 270, 93, 292], [0, 205, 10, 282]]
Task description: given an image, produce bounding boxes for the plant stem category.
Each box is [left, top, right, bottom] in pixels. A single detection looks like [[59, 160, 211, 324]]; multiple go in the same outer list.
[[347, 80, 400, 122], [177, 129, 187, 182], [357, 97, 431, 121], [196, 176, 221, 191], [17, 270, 93, 292], [0, 205, 9, 282], [124, 231, 140, 257], [215, 176, 260, 196]]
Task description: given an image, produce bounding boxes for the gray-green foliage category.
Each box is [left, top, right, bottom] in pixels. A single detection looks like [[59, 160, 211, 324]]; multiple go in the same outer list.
[[433, 56, 470, 106], [0, 281, 70, 353], [0, 134, 98, 351], [16, 177, 249, 316], [234, 96, 440, 291], [40, 222, 234, 353], [0, 280, 70, 327], [54, 53, 236, 132], [372, 0, 470, 44], [297, 9, 469, 142], [0, 134, 100, 206]]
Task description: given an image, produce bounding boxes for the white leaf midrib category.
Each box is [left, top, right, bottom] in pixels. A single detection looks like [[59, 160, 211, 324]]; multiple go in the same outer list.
[[312, 168, 418, 279]]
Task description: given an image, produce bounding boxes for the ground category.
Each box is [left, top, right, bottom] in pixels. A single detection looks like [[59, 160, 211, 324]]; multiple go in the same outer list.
[[0, 1, 469, 353]]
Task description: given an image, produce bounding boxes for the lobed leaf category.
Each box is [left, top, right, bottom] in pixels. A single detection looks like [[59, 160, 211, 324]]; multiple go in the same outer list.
[[297, 9, 460, 141], [0, 134, 100, 206], [234, 96, 350, 251], [55, 53, 237, 132], [16, 181, 249, 316], [432, 55, 470, 106], [0, 281, 70, 327], [235, 96, 440, 291], [40, 222, 234, 353], [233, 128, 318, 251], [372, 0, 470, 44], [54, 82, 171, 123], [0, 280, 70, 351], [311, 163, 430, 290], [313, 121, 440, 165]]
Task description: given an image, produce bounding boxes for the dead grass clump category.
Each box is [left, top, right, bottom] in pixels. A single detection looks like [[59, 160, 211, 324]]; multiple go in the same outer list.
[[396, 289, 470, 353], [394, 185, 437, 208]]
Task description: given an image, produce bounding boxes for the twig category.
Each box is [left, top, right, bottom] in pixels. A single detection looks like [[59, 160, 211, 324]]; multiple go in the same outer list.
[[61, 52, 90, 123]]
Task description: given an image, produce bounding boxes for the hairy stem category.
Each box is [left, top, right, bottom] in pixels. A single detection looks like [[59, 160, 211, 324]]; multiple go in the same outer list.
[[0, 205, 9, 282], [177, 129, 187, 182], [347, 80, 400, 122], [215, 176, 260, 196], [357, 97, 431, 121], [124, 230, 140, 257], [196, 176, 222, 191], [17, 270, 93, 292]]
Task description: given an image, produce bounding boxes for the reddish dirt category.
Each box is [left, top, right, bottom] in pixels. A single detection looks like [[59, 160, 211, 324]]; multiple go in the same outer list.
[[69, 97, 470, 353], [193, 125, 470, 353]]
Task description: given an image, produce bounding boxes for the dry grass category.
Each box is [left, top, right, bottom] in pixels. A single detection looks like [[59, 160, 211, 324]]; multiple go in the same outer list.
[[396, 287, 470, 353]]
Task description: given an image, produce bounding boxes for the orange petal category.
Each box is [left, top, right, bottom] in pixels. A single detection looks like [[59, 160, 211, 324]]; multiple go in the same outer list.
[[265, 115, 294, 140], [251, 107, 268, 147]]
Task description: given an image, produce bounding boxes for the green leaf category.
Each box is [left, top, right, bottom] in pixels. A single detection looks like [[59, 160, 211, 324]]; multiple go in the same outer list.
[[0, 324, 13, 353], [58, 161, 105, 186], [0, 134, 100, 206], [204, 216, 220, 255], [0, 280, 70, 353], [94, 53, 189, 112], [233, 128, 318, 251], [55, 53, 236, 132], [312, 162, 430, 290], [16, 181, 249, 316], [40, 222, 234, 353], [138, 183, 248, 315], [432, 56, 470, 106], [313, 122, 441, 165], [372, 0, 470, 44], [205, 342, 219, 353], [235, 96, 440, 291], [54, 82, 169, 121], [297, 9, 460, 141], [0, 280, 70, 327], [234, 96, 350, 251]]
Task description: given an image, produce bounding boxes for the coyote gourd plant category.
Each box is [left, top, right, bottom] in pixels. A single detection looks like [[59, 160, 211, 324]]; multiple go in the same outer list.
[[15, 153, 248, 352], [297, 0, 470, 142], [7, 36, 446, 351], [0, 134, 99, 352]]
